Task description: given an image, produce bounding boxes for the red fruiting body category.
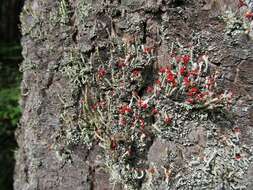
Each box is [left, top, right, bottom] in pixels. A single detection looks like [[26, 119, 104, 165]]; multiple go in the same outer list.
[[180, 66, 187, 76], [116, 61, 126, 68], [164, 116, 172, 125], [98, 67, 107, 78], [245, 11, 253, 19], [110, 139, 117, 150], [188, 87, 199, 96], [166, 71, 175, 83], [146, 86, 154, 94], [155, 79, 161, 86], [186, 98, 194, 104], [167, 74, 175, 82], [138, 100, 148, 109], [151, 108, 159, 115], [234, 127, 240, 134], [91, 103, 98, 110], [119, 105, 132, 114], [91, 101, 106, 110], [143, 47, 153, 54], [132, 69, 141, 77], [159, 67, 167, 73], [139, 118, 145, 128], [182, 55, 190, 65], [196, 92, 208, 101]]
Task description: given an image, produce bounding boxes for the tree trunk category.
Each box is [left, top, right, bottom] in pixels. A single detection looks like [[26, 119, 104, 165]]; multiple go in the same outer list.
[[15, 0, 253, 189]]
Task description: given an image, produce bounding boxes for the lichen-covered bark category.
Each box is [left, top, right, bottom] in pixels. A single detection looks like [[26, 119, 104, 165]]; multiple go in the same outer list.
[[15, 0, 253, 189]]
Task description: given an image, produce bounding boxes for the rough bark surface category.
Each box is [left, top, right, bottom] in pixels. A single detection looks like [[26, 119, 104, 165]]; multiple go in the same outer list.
[[15, 0, 253, 189]]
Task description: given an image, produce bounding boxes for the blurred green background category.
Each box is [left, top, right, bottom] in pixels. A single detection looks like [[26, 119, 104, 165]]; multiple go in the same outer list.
[[0, 0, 24, 189]]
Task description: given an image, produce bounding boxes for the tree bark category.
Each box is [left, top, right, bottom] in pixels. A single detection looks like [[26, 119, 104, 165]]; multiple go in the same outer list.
[[15, 0, 253, 189]]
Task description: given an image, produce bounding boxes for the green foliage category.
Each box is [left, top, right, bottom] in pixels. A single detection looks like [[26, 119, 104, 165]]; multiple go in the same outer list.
[[0, 87, 21, 127], [0, 42, 22, 128], [0, 42, 21, 190], [0, 43, 22, 61]]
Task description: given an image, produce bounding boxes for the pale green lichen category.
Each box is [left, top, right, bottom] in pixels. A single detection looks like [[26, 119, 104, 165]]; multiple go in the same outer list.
[[76, 0, 93, 26], [59, 0, 70, 25], [223, 9, 246, 37], [59, 48, 92, 87]]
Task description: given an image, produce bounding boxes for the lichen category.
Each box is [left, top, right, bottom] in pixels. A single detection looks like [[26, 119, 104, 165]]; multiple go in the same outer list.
[[223, 0, 253, 39], [55, 33, 251, 189]]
